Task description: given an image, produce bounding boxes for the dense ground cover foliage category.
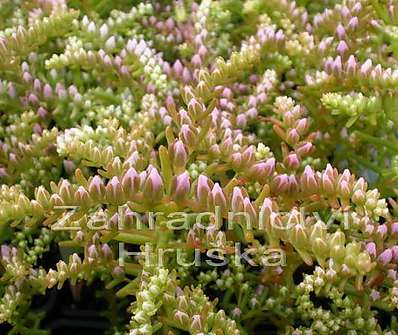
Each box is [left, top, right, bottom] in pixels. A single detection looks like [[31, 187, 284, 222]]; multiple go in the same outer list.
[[1, 0, 398, 334]]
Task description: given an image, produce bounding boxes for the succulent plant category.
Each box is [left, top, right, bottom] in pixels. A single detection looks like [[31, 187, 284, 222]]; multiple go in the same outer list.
[[2, 0, 398, 334]]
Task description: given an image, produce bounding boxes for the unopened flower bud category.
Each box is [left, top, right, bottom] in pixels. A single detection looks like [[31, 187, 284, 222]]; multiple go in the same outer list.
[[75, 186, 91, 207], [366, 242, 376, 258], [391, 222, 398, 235], [378, 248, 392, 265], [231, 187, 244, 212], [284, 153, 300, 170], [180, 124, 196, 148], [170, 140, 188, 173], [300, 165, 318, 194], [248, 158, 275, 182], [89, 175, 105, 201], [336, 24, 345, 39], [122, 167, 140, 199], [171, 172, 190, 201], [143, 168, 164, 202], [101, 243, 113, 259], [106, 176, 123, 204], [272, 174, 289, 193], [337, 40, 348, 55], [210, 183, 227, 213], [287, 129, 300, 145]]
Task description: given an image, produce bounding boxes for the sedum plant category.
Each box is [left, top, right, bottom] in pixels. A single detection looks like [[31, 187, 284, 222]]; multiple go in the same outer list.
[[2, 0, 398, 334]]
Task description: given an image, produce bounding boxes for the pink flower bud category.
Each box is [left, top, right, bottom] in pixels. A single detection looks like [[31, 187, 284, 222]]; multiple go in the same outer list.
[[249, 74, 258, 84], [121, 167, 140, 198], [373, 64, 383, 77], [230, 152, 242, 170], [272, 174, 290, 193], [101, 243, 113, 259], [244, 197, 257, 227], [109, 213, 119, 230], [366, 242, 376, 258], [187, 98, 204, 119], [321, 173, 335, 195], [191, 54, 202, 67], [43, 84, 52, 99], [33, 79, 42, 93], [0, 168, 8, 178], [238, 83, 248, 93], [324, 57, 334, 72], [143, 168, 164, 202], [336, 24, 346, 39], [148, 16, 157, 25], [145, 83, 156, 94], [28, 93, 39, 105], [332, 56, 342, 75], [295, 118, 308, 135], [378, 248, 392, 265], [360, 59, 373, 76], [338, 180, 351, 198], [162, 61, 171, 75], [388, 269, 397, 279], [221, 87, 233, 99], [353, 177, 366, 192], [391, 222, 398, 234], [88, 245, 98, 259], [1, 245, 11, 261], [171, 172, 190, 201], [236, 114, 247, 128], [301, 165, 318, 194], [296, 142, 313, 156], [197, 174, 213, 207], [288, 175, 299, 193], [7, 83, 16, 98], [365, 224, 374, 235], [220, 137, 233, 156], [155, 21, 164, 30], [287, 129, 300, 145], [22, 72, 32, 83], [392, 246, 398, 262], [210, 183, 227, 213], [285, 153, 300, 170], [340, 6, 350, 19], [257, 92, 267, 103], [370, 289, 380, 301], [173, 60, 183, 76], [249, 158, 275, 181], [337, 40, 348, 55], [247, 107, 258, 119], [377, 224, 388, 239], [346, 55, 357, 74], [242, 146, 255, 165], [33, 123, 42, 134], [165, 17, 175, 30], [106, 176, 123, 203], [198, 45, 208, 58], [231, 187, 244, 212], [209, 144, 221, 157], [352, 3, 362, 13], [348, 17, 359, 30], [352, 189, 365, 205], [182, 68, 191, 83], [171, 140, 188, 172]]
